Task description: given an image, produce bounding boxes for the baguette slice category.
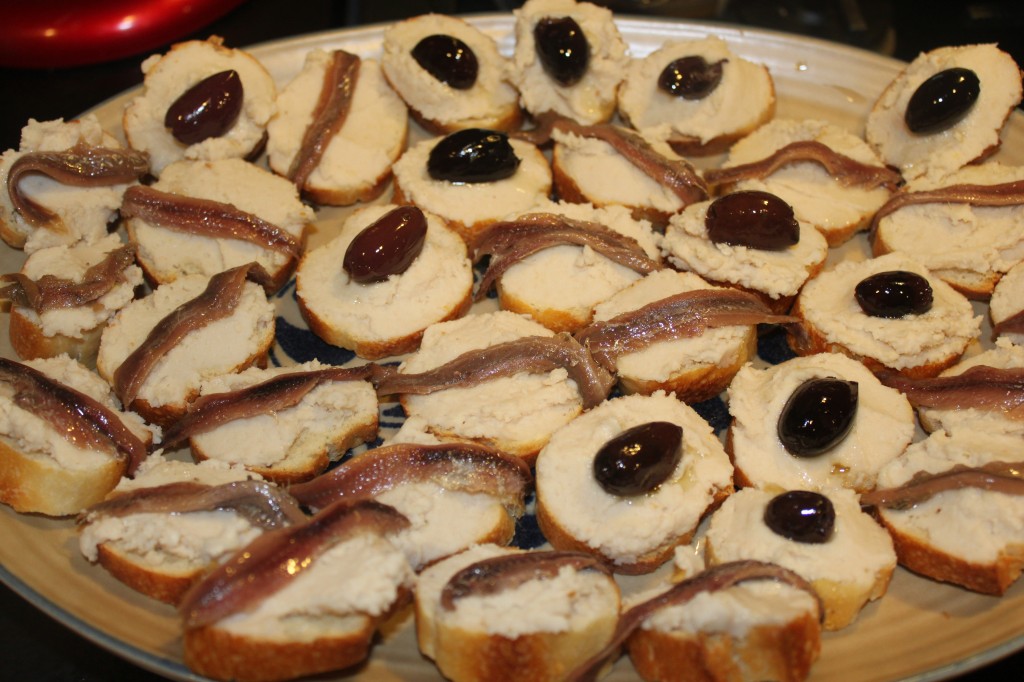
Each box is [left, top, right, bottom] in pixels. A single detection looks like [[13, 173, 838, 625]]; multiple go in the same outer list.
[[705, 487, 896, 631], [79, 456, 279, 604], [865, 43, 1023, 182], [870, 430, 1024, 595], [267, 50, 409, 205], [382, 14, 522, 134], [7, 233, 144, 369], [0, 355, 155, 517], [123, 36, 277, 177], [618, 36, 775, 156]]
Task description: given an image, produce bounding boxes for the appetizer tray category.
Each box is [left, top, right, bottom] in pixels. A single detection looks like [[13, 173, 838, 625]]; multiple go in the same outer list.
[[1, 13, 1023, 682]]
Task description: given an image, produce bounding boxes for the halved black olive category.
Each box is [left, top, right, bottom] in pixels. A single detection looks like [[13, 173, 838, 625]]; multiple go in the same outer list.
[[165, 70, 244, 145], [705, 190, 799, 250], [658, 56, 725, 100], [343, 206, 428, 284], [904, 67, 981, 135], [411, 34, 479, 90], [593, 421, 683, 496], [854, 270, 933, 318], [778, 378, 858, 457], [427, 128, 520, 183], [764, 490, 835, 544], [534, 16, 589, 87]]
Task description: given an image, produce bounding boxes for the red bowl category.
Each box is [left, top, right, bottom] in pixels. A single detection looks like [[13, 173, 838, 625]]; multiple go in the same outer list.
[[0, 0, 248, 69]]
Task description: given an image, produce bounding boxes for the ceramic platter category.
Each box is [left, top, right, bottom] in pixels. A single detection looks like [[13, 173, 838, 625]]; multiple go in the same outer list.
[[1, 14, 1023, 682]]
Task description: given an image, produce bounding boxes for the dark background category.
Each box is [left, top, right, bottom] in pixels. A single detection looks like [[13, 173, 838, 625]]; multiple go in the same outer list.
[[2, 0, 1023, 680]]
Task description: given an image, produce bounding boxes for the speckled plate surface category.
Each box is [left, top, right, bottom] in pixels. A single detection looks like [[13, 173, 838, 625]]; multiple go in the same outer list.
[[1, 14, 1023, 682]]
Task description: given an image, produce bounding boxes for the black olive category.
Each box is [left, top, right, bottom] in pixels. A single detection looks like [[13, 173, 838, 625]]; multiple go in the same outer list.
[[164, 70, 244, 146], [764, 490, 835, 544], [855, 270, 933, 318], [411, 34, 479, 90], [778, 378, 858, 457], [904, 67, 981, 135], [593, 421, 683, 497], [343, 206, 427, 284], [533, 16, 590, 87], [658, 56, 726, 100], [427, 128, 521, 183], [705, 190, 800, 250]]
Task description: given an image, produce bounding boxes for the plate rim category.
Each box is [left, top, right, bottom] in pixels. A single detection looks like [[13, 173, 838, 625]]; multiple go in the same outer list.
[[1, 12, 1023, 682]]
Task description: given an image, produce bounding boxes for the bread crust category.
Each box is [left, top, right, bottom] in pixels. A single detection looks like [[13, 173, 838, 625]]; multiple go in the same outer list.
[[8, 307, 106, 369], [433, 611, 618, 682], [627, 611, 821, 682], [876, 514, 1024, 596], [0, 435, 126, 516], [298, 284, 473, 361], [189, 411, 379, 485], [616, 328, 756, 404], [95, 542, 200, 605], [552, 147, 677, 228], [183, 617, 375, 682], [537, 485, 732, 575], [705, 539, 893, 631]]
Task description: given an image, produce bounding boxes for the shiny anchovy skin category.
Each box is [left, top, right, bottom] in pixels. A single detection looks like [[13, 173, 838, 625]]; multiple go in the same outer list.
[[112, 263, 259, 408], [877, 365, 1024, 419], [7, 145, 150, 228], [374, 333, 615, 409], [703, 140, 902, 192], [575, 288, 799, 371], [0, 356, 148, 476], [439, 550, 612, 611], [287, 50, 361, 191], [868, 180, 1024, 237], [160, 364, 384, 451], [472, 212, 663, 301], [80, 479, 308, 529], [288, 442, 532, 514], [120, 185, 301, 258], [0, 244, 136, 312], [566, 560, 824, 682], [552, 117, 709, 204], [860, 461, 1024, 510], [179, 498, 409, 628]]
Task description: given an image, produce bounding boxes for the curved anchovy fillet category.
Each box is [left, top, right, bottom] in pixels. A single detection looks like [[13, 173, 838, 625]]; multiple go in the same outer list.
[[0, 356, 148, 475], [860, 461, 1024, 510], [7, 145, 150, 229], [179, 498, 409, 628], [288, 442, 532, 515], [550, 116, 708, 204], [287, 49, 361, 191], [112, 262, 269, 407], [439, 550, 612, 611], [868, 180, 1024, 236], [472, 212, 663, 301], [575, 288, 799, 371], [566, 560, 824, 682], [0, 244, 136, 312], [703, 140, 902, 192], [79, 479, 308, 529], [374, 333, 615, 409], [877, 365, 1024, 419], [120, 185, 301, 258], [160, 364, 385, 451]]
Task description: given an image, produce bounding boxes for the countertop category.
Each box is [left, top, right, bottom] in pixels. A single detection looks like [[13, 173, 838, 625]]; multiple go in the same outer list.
[[1, 0, 1022, 680]]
